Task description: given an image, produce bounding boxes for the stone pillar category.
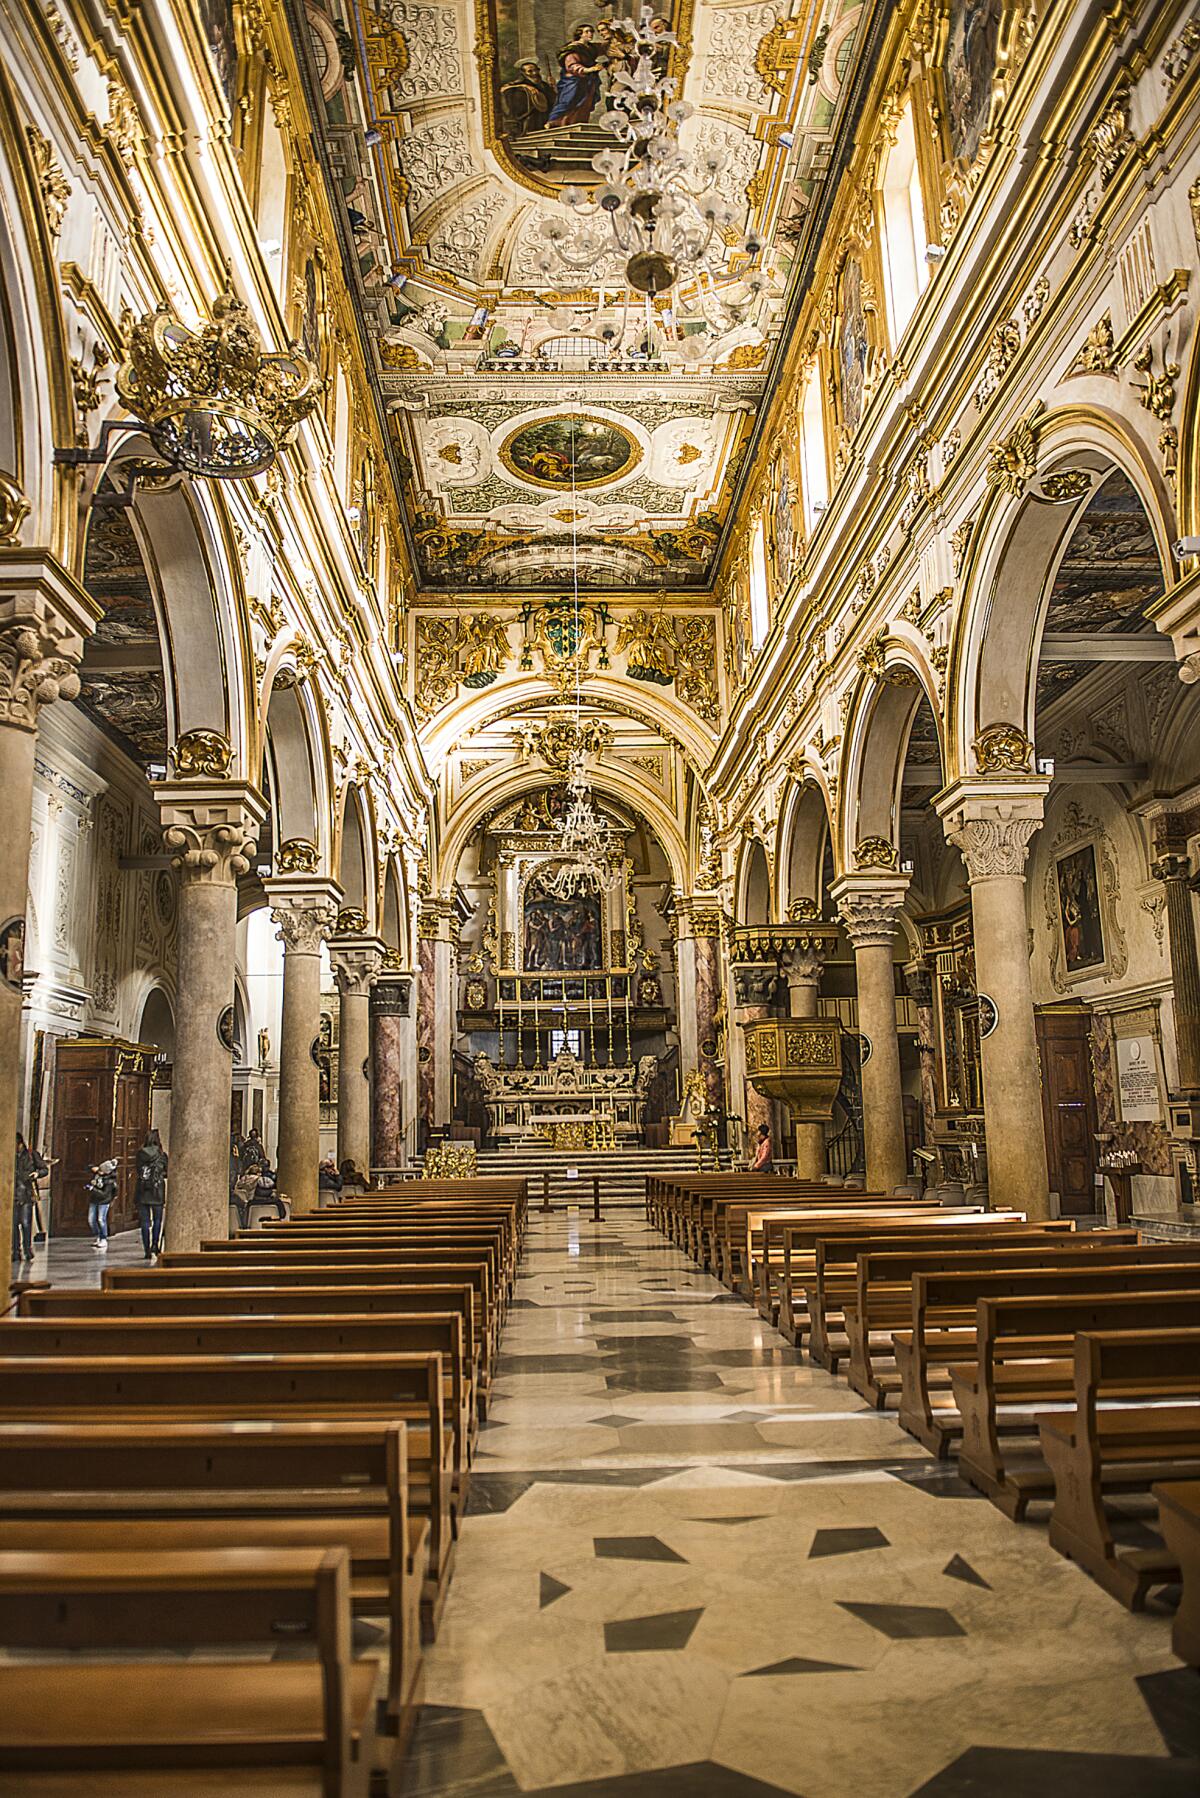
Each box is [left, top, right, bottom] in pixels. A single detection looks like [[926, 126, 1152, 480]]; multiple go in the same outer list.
[[1152, 850, 1200, 1094], [371, 960, 412, 1173], [327, 911, 385, 1176], [940, 789, 1050, 1219], [417, 895, 458, 1134], [833, 879, 910, 1194], [266, 872, 340, 1216], [675, 899, 725, 1111], [157, 767, 267, 1250], [782, 926, 839, 1178], [0, 558, 96, 1263]]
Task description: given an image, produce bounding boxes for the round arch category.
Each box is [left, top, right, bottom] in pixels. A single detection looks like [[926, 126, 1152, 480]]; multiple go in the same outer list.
[[839, 643, 944, 871], [438, 761, 688, 891], [335, 781, 377, 927], [950, 405, 1175, 769], [381, 855, 409, 954], [774, 772, 834, 913], [734, 836, 772, 925], [262, 676, 332, 864]]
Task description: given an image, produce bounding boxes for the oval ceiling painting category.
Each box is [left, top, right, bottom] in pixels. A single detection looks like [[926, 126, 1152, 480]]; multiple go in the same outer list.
[[499, 416, 641, 490]]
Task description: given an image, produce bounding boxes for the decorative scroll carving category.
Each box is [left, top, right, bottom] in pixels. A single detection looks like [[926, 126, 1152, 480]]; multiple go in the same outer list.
[[0, 622, 80, 729], [1068, 313, 1117, 376], [1039, 470, 1092, 503], [170, 729, 233, 779], [985, 411, 1039, 495], [276, 837, 321, 874], [26, 125, 70, 239], [0, 472, 29, 545], [854, 835, 899, 871], [973, 722, 1033, 774], [334, 906, 369, 936], [273, 895, 339, 955]]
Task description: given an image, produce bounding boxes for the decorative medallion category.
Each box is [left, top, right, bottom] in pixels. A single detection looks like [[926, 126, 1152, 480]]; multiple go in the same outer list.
[[170, 728, 233, 780], [216, 1004, 236, 1052], [310, 1035, 323, 1067], [0, 917, 24, 991], [978, 993, 999, 1038], [973, 721, 1033, 774], [499, 416, 641, 491], [859, 1032, 873, 1064]]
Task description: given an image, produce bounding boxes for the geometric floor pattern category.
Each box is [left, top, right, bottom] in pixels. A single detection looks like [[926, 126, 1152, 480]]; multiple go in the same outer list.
[[404, 1212, 1193, 1795]]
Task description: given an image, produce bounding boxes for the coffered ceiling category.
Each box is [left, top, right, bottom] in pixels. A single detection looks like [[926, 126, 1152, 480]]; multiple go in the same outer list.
[[288, 0, 879, 595]]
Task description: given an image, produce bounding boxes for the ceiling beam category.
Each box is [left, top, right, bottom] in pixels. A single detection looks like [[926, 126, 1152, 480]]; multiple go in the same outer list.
[[904, 763, 1147, 788], [81, 642, 163, 673], [1039, 633, 1176, 661]]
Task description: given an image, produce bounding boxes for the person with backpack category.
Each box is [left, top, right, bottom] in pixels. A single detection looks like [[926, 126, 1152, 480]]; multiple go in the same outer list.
[[135, 1128, 168, 1259], [12, 1134, 48, 1263], [84, 1157, 118, 1251]]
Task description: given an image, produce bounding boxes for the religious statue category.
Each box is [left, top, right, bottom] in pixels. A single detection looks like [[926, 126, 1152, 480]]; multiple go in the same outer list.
[[473, 1052, 503, 1097], [257, 1027, 271, 1069], [615, 607, 675, 684], [635, 1053, 658, 1097], [459, 613, 510, 687]]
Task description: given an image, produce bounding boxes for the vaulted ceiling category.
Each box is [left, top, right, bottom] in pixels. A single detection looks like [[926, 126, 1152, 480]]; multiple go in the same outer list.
[[289, 0, 881, 595]]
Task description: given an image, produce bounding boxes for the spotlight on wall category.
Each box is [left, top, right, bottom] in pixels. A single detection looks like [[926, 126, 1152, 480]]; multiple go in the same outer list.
[[1036, 756, 1055, 777], [925, 243, 947, 263], [900, 857, 914, 874]]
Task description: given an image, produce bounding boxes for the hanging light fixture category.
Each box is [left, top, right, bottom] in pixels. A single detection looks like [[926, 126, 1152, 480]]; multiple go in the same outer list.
[[534, 5, 762, 297]]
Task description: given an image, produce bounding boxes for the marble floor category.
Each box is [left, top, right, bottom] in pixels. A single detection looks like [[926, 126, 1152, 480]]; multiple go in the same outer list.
[[404, 1212, 1198, 1798], [11, 1225, 152, 1290]]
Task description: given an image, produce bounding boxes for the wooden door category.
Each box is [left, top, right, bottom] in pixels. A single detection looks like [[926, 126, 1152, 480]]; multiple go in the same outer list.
[[112, 1060, 150, 1229], [1035, 1006, 1099, 1217], [53, 1055, 107, 1235]]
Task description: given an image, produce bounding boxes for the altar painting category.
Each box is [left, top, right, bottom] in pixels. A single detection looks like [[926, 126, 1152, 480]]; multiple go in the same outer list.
[[524, 888, 603, 970], [944, 0, 1003, 165], [488, 2, 679, 187], [1055, 842, 1105, 975]]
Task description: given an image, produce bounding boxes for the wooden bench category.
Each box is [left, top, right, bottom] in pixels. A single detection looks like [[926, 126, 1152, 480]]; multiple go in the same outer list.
[[149, 1249, 505, 1328], [0, 1417, 424, 1730], [805, 1221, 1076, 1377], [184, 1236, 509, 1305], [0, 1545, 386, 1796], [1152, 1480, 1200, 1666], [710, 1190, 887, 1293], [0, 1313, 473, 1526], [753, 1202, 950, 1322], [0, 1349, 456, 1629], [894, 1249, 1200, 1453], [1038, 1326, 1200, 1607]]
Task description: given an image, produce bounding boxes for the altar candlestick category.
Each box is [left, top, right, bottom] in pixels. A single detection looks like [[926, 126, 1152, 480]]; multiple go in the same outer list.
[[587, 977, 596, 1067]]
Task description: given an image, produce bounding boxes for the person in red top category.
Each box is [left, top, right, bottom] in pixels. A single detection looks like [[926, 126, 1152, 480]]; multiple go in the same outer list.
[[751, 1122, 773, 1173]]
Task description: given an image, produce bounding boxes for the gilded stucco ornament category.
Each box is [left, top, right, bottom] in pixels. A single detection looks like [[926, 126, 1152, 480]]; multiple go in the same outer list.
[[0, 473, 30, 545], [854, 836, 898, 871], [25, 125, 70, 239], [972, 722, 1034, 774], [170, 729, 233, 779], [275, 837, 321, 875], [1039, 470, 1093, 503], [1068, 313, 1117, 376], [985, 409, 1040, 495], [615, 609, 675, 684], [334, 906, 368, 936], [0, 625, 81, 730]]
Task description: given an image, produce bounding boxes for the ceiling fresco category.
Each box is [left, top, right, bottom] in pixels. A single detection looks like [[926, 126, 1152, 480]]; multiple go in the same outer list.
[[289, 0, 877, 594]]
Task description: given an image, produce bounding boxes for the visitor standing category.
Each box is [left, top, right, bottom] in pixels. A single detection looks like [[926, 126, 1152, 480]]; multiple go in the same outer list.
[[136, 1128, 168, 1258]]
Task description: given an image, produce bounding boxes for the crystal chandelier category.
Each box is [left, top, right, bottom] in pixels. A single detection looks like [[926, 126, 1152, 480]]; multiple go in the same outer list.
[[542, 751, 622, 900], [534, 6, 761, 295]]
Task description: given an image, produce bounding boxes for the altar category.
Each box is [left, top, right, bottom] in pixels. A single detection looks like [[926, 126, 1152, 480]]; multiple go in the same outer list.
[[474, 1047, 655, 1146]]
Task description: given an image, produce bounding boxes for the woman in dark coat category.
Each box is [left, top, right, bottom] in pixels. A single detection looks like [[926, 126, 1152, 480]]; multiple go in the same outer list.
[[12, 1134, 48, 1262], [135, 1128, 168, 1259]]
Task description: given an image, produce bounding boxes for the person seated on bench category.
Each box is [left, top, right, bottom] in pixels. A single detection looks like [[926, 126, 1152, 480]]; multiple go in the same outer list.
[[750, 1123, 773, 1174], [340, 1157, 370, 1193], [134, 1130, 167, 1260], [319, 1157, 344, 1203]]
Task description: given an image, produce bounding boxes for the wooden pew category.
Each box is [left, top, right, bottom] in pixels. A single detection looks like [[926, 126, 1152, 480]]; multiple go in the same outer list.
[[0, 1313, 473, 1524], [0, 1350, 456, 1629], [186, 1235, 509, 1301], [0, 1418, 423, 1729], [894, 1249, 1200, 1453], [0, 1545, 385, 1796], [752, 1200, 947, 1321], [149, 1248, 505, 1328], [711, 1190, 887, 1293], [805, 1221, 1076, 1376], [1153, 1481, 1200, 1667], [1038, 1326, 1200, 1607], [21, 1280, 491, 1416]]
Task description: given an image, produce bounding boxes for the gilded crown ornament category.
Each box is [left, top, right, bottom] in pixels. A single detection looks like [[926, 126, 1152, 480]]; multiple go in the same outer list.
[[115, 279, 321, 479], [169, 729, 233, 779]]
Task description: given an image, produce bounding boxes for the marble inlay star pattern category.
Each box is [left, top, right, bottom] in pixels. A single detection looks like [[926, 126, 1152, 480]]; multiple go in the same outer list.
[[399, 1215, 1188, 1795]]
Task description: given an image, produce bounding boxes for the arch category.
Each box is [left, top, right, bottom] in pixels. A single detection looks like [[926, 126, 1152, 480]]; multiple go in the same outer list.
[[137, 985, 176, 1058], [335, 781, 376, 925], [438, 760, 688, 892], [775, 774, 834, 913], [262, 676, 331, 863], [951, 406, 1175, 769], [839, 643, 944, 871], [381, 855, 407, 953], [735, 836, 771, 925]]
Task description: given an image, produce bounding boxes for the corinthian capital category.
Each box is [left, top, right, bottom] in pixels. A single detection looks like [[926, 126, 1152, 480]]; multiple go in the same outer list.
[[831, 877, 908, 950], [156, 784, 268, 888], [329, 935, 386, 997], [945, 814, 1041, 881], [0, 553, 97, 730], [269, 881, 341, 955], [0, 622, 81, 729]]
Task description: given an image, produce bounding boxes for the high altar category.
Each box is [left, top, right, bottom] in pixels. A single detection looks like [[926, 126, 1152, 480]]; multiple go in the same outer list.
[[461, 784, 662, 1148]]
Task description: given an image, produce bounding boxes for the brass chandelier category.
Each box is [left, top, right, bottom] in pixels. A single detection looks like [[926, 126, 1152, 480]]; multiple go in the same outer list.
[[115, 283, 321, 479]]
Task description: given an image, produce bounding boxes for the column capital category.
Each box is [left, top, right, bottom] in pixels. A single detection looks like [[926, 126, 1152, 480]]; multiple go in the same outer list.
[[1151, 850, 1194, 884], [0, 552, 98, 731], [155, 781, 268, 887], [265, 876, 342, 954], [328, 933, 387, 997], [831, 876, 909, 949], [732, 962, 779, 1009], [936, 778, 1048, 882], [673, 894, 724, 941], [370, 973, 413, 1017]]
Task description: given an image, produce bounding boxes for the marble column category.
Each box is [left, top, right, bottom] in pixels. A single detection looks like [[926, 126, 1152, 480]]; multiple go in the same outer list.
[[417, 926, 436, 1145], [370, 960, 411, 1173], [941, 793, 1050, 1219], [266, 874, 340, 1215], [327, 914, 385, 1176], [904, 959, 939, 1159], [675, 900, 725, 1111], [1152, 850, 1200, 1094], [0, 560, 95, 1262], [833, 879, 910, 1195], [157, 772, 267, 1250], [783, 932, 837, 1178], [417, 895, 459, 1134]]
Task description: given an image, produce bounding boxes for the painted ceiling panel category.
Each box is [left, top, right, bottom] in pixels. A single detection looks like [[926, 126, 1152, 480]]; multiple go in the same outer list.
[[288, 0, 876, 594]]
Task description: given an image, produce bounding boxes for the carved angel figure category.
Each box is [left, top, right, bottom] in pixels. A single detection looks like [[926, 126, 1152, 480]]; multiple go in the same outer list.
[[615, 608, 675, 683], [459, 613, 510, 680]]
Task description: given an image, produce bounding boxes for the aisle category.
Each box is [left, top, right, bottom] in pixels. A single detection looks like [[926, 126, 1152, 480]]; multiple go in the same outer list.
[[406, 1213, 1192, 1797]]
